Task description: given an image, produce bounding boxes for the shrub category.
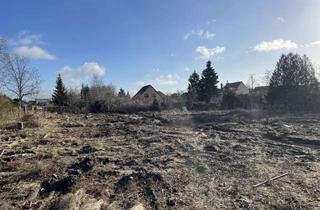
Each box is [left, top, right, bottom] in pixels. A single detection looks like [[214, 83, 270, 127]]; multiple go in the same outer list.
[[151, 99, 161, 111], [0, 95, 17, 124]]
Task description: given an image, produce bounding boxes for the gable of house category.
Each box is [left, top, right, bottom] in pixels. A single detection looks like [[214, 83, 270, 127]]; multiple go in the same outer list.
[[225, 81, 249, 95], [252, 86, 269, 97], [133, 85, 165, 105]]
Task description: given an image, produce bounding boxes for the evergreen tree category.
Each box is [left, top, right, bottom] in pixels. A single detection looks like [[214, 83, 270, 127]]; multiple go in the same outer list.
[[118, 88, 126, 98], [80, 84, 90, 101], [188, 71, 200, 93], [52, 74, 68, 106], [198, 61, 219, 103], [186, 71, 200, 108], [267, 53, 320, 112]]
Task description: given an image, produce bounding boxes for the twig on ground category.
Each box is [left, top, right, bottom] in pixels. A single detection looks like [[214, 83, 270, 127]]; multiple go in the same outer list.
[[0, 149, 5, 158], [253, 173, 289, 188]]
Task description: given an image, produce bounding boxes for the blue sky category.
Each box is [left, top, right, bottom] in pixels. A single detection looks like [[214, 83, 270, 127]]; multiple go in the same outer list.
[[1, 0, 320, 97]]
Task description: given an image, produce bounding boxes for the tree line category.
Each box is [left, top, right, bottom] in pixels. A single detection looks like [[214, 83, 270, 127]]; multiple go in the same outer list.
[[186, 53, 320, 112], [51, 74, 133, 113], [2, 35, 320, 113]]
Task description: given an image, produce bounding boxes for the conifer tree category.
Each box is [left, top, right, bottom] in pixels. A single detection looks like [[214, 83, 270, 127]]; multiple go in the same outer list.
[[118, 88, 126, 98], [267, 53, 320, 111], [198, 61, 219, 103], [80, 84, 90, 101], [187, 71, 200, 107], [52, 74, 68, 106], [188, 71, 200, 94]]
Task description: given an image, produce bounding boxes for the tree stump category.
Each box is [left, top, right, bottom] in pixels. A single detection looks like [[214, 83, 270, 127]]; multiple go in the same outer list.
[[23, 105, 28, 115]]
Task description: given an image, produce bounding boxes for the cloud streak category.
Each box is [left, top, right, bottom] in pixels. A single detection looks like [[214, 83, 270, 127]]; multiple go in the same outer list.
[[59, 62, 106, 88], [10, 31, 56, 60], [155, 74, 181, 86], [277, 17, 285, 23], [10, 31, 44, 46], [253, 39, 298, 52], [184, 29, 215, 40], [14, 46, 56, 60], [196, 46, 225, 59]]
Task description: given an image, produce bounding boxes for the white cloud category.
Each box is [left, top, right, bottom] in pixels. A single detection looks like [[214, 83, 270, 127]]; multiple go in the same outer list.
[[135, 81, 146, 85], [206, 19, 217, 25], [253, 39, 298, 52], [59, 62, 106, 88], [10, 31, 56, 60], [155, 74, 181, 86], [184, 29, 215, 40], [302, 41, 320, 48], [10, 31, 44, 46], [13, 46, 56, 60], [196, 46, 225, 59], [309, 41, 320, 46], [277, 17, 285, 23]]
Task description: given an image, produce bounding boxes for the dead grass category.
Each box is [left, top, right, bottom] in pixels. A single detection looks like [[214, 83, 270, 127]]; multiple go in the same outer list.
[[0, 95, 18, 126], [21, 114, 41, 128], [0, 111, 319, 209]]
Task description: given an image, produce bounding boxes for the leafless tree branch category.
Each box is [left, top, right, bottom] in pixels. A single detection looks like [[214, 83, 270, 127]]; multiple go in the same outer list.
[[0, 40, 41, 104]]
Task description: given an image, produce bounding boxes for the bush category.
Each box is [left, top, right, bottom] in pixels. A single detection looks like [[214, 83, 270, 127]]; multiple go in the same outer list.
[[151, 99, 161, 111], [21, 114, 41, 128], [221, 91, 239, 109], [0, 95, 17, 124]]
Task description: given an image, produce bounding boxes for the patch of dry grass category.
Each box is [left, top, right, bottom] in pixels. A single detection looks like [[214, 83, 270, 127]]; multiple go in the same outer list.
[[0, 95, 18, 126]]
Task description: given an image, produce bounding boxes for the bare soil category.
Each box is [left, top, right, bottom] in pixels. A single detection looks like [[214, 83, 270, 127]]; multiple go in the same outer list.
[[0, 110, 320, 209]]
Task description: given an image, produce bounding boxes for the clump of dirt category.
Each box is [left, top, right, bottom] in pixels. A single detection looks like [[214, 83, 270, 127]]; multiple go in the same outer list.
[[111, 171, 174, 209], [66, 157, 96, 177], [40, 176, 75, 195]]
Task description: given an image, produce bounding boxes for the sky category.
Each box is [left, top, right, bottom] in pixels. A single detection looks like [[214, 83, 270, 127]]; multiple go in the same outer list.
[[1, 0, 320, 97]]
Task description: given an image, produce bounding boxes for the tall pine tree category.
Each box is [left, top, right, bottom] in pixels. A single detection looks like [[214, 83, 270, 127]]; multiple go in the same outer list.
[[118, 88, 126, 98], [187, 71, 200, 106], [188, 71, 200, 93], [52, 74, 68, 106], [80, 84, 90, 101], [198, 61, 219, 103], [267, 53, 320, 111]]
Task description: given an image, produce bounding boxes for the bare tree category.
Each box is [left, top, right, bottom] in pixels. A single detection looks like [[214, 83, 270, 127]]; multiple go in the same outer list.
[[0, 50, 41, 106], [315, 65, 320, 81], [91, 75, 104, 87], [262, 69, 272, 86], [0, 38, 7, 88], [246, 74, 258, 90]]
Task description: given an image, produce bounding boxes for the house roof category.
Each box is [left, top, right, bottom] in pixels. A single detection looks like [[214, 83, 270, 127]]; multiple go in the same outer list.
[[225, 81, 244, 89], [134, 85, 153, 97], [133, 85, 166, 99], [253, 86, 269, 91], [35, 99, 50, 103], [157, 91, 166, 98]]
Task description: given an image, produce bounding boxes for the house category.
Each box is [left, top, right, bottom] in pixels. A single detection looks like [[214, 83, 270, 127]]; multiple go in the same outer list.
[[251, 86, 269, 97], [224, 81, 249, 95], [35, 98, 51, 106], [133, 85, 166, 105]]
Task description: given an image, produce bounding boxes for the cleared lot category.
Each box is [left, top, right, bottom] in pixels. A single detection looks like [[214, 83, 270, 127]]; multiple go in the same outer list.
[[0, 111, 319, 209]]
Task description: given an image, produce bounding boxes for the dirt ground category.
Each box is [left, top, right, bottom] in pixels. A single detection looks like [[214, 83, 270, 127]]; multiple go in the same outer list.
[[0, 110, 319, 210]]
